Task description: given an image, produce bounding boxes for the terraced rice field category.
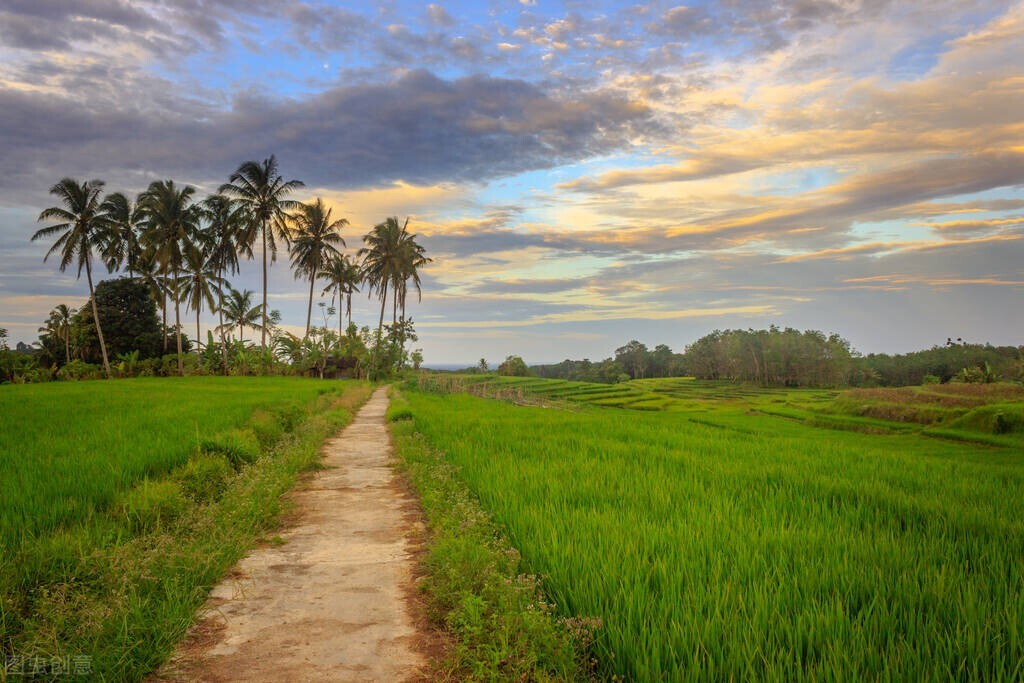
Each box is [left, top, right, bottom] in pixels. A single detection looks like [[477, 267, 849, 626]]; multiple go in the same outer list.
[[398, 377, 1024, 680]]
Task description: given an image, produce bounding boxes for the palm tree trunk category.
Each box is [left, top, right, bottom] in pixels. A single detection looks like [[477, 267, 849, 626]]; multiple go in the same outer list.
[[196, 300, 201, 354], [162, 284, 168, 353], [174, 269, 183, 376], [85, 256, 111, 378], [346, 292, 352, 333], [64, 329, 70, 365], [336, 293, 343, 338], [305, 268, 316, 339], [377, 281, 388, 341], [218, 274, 227, 376], [261, 220, 268, 355]]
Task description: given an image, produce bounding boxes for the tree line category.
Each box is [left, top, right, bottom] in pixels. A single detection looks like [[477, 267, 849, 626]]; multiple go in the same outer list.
[[13, 155, 430, 382], [529, 327, 1024, 387]]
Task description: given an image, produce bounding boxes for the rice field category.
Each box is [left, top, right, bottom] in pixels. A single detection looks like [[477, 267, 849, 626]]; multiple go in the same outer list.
[[0, 376, 335, 548], [1, 376, 367, 679], [398, 382, 1024, 680]]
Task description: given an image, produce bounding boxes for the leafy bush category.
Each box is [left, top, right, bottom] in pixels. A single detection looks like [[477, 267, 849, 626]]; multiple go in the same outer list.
[[56, 359, 102, 381]]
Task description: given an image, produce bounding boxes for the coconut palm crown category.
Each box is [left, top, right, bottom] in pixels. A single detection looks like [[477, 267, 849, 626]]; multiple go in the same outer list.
[[31, 178, 114, 377]]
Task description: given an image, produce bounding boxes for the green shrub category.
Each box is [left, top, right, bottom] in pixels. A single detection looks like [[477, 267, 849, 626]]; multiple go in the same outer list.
[[56, 359, 102, 381], [922, 374, 941, 385], [120, 480, 187, 531], [175, 455, 233, 502], [200, 429, 261, 469]]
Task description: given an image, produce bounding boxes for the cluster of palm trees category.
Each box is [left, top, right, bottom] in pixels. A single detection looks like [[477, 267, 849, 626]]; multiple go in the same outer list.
[[31, 155, 431, 379]]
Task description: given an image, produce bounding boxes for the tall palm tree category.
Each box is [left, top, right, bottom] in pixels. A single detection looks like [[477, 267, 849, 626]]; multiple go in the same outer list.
[[178, 242, 224, 351], [219, 287, 262, 344], [359, 216, 405, 343], [100, 191, 143, 277], [219, 155, 304, 354], [321, 253, 361, 337], [394, 227, 431, 323], [31, 178, 114, 377], [201, 193, 247, 373], [40, 304, 76, 364], [138, 180, 199, 376], [288, 198, 347, 338]]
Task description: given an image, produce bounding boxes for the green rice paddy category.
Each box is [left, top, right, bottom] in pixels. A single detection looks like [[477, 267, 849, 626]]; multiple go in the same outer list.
[[1, 377, 369, 679], [398, 378, 1024, 680]]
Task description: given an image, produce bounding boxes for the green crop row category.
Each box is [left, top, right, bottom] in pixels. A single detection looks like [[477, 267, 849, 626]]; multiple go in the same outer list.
[[399, 388, 1024, 681]]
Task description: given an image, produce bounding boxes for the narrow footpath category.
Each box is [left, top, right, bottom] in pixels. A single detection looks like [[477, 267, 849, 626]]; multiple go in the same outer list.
[[162, 387, 428, 682]]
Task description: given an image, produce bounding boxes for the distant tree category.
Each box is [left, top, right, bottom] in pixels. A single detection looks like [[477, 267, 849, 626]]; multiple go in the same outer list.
[[288, 198, 347, 338], [72, 277, 164, 361], [321, 253, 361, 337], [100, 191, 144, 277], [39, 304, 76, 364], [178, 243, 224, 350], [200, 193, 248, 373], [32, 178, 114, 377], [219, 287, 262, 344], [139, 179, 200, 375], [615, 340, 649, 380], [478, 358, 489, 373], [220, 155, 304, 354], [498, 355, 530, 376]]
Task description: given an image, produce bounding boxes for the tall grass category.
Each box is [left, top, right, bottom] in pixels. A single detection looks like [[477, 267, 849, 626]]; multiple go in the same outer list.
[[401, 389, 1024, 680]]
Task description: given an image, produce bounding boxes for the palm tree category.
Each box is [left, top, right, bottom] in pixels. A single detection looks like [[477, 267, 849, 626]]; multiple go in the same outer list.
[[219, 287, 262, 344], [219, 155, 304, 354], [31, 178, 114, 377], [201, 193, 248, 373], [359, 216, 405, 343], [179, 242, 224, 351], [359, 216, 432, 336], [138, 180, 199, 376], [288, 198, 347, 338], [321, 253, 361, 337], [100, 191, 143, 277], [40, 304, 76, 364], [394, 227, 431, 323]]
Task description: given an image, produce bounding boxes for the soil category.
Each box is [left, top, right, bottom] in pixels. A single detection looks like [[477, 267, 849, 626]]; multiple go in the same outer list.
[[156, 386, 434, 682]]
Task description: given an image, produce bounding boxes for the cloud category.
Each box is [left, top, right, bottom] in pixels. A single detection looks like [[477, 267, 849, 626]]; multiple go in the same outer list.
[[0, 69, 651, 204]]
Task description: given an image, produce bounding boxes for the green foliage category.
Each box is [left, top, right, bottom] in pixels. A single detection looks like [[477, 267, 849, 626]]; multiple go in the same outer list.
[[174, 454, 233, 502], [56, 359, 102, 381], [73, 277, 164, 362], [120, 479, 187, 531], [200, 428, 261, 469], [401, 387, 1024, 681], [497, 354, 530, 376]]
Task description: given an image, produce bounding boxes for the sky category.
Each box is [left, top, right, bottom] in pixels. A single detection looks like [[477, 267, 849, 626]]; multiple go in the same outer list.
[[0, 0, 1022, 366]]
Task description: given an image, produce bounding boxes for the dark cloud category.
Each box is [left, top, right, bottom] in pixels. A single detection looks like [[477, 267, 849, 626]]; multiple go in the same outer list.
[[0, 69, 651, 204]]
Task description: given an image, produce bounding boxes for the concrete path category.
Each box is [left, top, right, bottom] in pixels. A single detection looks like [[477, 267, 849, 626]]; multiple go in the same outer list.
[[161, 387, 428, 682]]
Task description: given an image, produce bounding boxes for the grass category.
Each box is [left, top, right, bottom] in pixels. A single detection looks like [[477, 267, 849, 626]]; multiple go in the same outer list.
[[398, 380, 1024, 681], [1, 377, 372, 680], [389, 394, 595, 681]]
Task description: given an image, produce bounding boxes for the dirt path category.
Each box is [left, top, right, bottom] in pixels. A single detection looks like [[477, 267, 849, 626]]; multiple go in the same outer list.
[[160, 386, 429, 682]]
